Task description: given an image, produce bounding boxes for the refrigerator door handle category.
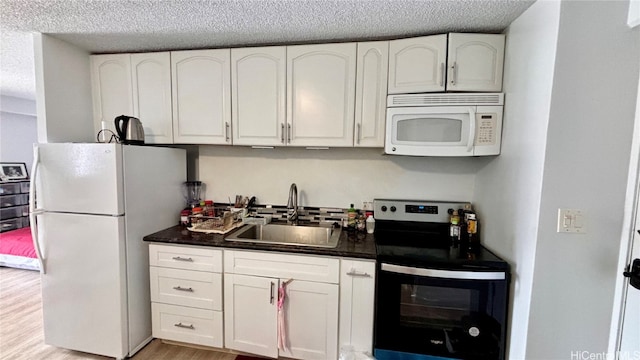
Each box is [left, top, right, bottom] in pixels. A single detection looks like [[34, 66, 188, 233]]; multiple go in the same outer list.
[[29, 145, 45, 274]]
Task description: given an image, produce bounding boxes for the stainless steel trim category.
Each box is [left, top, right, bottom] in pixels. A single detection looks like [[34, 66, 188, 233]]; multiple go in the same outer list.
[[346, 270, 370, 277], [172, 256, 194, 262], [251, 146, 275, 149], [270, 281, 275, 304], [173, 286, 194, 292], [174, 323, 195, 330], [381, 263, 506, 280]]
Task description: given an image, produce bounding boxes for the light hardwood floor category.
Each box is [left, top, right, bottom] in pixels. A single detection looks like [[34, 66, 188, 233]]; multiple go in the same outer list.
[[0, 267, 237, 360]]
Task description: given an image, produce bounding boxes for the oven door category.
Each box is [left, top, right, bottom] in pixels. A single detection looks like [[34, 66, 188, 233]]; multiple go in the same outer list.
[[374, 263, 508, 360], [385, 106, 475, 157]]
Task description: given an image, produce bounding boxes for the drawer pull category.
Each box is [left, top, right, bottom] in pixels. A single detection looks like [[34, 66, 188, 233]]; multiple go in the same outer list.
[[174, 322, 195, 330], [172, 256, 194, 262], [346, 270, 370, 277], [173, 286, 194, 292]]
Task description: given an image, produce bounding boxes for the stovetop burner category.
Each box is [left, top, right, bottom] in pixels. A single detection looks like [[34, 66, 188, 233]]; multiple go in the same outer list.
[[373, 199, 509, 271]]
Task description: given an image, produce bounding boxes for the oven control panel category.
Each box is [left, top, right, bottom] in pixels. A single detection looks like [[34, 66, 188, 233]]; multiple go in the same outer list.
[[374, 199, 471, 223]]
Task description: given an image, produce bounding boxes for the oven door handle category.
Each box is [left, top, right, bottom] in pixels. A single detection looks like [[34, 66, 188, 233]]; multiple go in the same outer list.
[[381, 263, 505, 280]]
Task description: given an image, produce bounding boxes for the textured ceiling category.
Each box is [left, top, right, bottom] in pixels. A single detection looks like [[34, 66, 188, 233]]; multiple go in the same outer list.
[[0, 0, 535, 100]]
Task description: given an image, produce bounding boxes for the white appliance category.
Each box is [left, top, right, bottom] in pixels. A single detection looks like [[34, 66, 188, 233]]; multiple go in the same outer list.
[[29, 143, 186, 359], [385, 93, 504, 156]]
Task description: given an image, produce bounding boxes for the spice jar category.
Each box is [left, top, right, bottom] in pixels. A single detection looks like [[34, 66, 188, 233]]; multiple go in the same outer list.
[[191, 206, 203, 226], [180, 209, 191, 226]]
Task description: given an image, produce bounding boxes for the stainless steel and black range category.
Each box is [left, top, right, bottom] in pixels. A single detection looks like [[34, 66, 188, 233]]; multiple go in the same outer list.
[[372, 199, 510, 360]]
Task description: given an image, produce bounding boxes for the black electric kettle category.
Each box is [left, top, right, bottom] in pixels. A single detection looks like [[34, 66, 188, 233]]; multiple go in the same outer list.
[[114, 115, 145, 145]]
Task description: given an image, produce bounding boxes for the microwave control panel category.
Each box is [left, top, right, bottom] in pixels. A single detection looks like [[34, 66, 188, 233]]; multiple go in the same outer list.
[[475, 113, 497, 145]]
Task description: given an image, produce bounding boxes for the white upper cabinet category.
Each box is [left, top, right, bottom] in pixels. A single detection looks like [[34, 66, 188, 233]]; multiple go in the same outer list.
[[287, 43, 357, 147], [171, 49, 232, 144], [231, 47, 286, 146], [447, 33, 505, 92], [90, 54, 133, 137], [388, 35, 447, 94], [131, 52, 173, 144], [354, 42, 388, 148]]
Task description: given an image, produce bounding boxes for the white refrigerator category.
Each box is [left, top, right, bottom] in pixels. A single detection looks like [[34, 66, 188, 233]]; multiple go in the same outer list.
[[29, 143, 186, 359]]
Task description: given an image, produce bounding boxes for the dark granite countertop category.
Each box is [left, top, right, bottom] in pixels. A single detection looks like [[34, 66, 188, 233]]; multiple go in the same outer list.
[[143, 224, 377, 259]]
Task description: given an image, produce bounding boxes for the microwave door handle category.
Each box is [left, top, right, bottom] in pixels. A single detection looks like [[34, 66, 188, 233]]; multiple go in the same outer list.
[[467, 107, 476, 152]]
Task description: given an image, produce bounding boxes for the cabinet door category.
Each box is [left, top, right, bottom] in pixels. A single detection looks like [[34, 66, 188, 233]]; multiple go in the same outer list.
[[447, 33, 505, 92], [131, 52, 173, 144], [232, 47, 286, 146], [287, 43, 356, 147], [355, 42, 388, 148], [388, 35, 447, 94], [90, 54, 133, 137], [339, 259, 376, 354], [171, 49, 231, 144], [280, 280, 339, 360], [224, 273, 278, 358]]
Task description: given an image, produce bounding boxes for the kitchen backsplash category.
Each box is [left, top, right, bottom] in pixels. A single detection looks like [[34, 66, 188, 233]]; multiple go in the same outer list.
[[197, 146, 487, 209]]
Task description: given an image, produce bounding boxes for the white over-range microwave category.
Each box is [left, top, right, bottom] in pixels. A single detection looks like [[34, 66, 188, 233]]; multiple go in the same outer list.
[[385, 93, 504, 156]]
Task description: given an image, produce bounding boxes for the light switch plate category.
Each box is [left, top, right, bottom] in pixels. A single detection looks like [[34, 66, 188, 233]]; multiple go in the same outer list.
[[557, 209, 586, 233]]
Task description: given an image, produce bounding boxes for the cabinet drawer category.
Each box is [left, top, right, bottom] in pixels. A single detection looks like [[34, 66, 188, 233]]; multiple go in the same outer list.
[[152, 303, 223, 348], [224, 249, 340, 284], [0, 194, 27, 208], [0, 183, 21, 195], [0, 206, 22, 220], [20, 182, 30, 194], [149, 244, 222, 272], [150, 267, 222, 310], [0, 218, 21, 232]]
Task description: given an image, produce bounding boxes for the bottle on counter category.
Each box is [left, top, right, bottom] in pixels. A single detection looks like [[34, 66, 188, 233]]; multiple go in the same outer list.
[[366, 214, 375, 234], [356, 214, 366, 232], [466, 213, 479, 253], [449, 209, 460, 246], [191, 206, 203, 226], [204, 200, 215, 217], [180, 209, 191, 227], [347, 204, 357, 230]]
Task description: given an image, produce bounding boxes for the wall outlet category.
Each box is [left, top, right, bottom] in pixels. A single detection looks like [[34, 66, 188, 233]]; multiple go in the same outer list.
[[557, 209, 586, 233]]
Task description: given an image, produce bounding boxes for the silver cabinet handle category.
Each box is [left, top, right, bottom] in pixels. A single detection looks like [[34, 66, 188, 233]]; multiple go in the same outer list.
[[287, 124, 292, 143], [172, 256, 193, 262], [440, 62, 445, 87], [451, 62, 457, 86], [347, 270, 370, 277], [174, 323, 195, 330], [281, 123, 285, 143], [225, 122, 230, 142], [173, 286, 194, 292], [356, 123, 362, 144], [270, 281, 275, 304]]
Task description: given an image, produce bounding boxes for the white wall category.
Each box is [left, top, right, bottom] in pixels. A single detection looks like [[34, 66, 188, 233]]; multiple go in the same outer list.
[[526, 1, 640, 358], [198, 146, 482, 208], [473, 2, 561, 359], [0, 95, 38, 171], [33, 34, 93, 143]]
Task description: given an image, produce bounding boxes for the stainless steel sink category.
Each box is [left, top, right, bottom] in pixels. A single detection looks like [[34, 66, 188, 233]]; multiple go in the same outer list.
[[225, 223, 341, 248]]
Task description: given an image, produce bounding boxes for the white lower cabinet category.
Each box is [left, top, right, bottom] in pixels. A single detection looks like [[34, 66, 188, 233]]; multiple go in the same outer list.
[[149, 245, 374, 360], [224, 250, 340, 360], [149, 244, 224, 348], [339, 259, 376, 355]]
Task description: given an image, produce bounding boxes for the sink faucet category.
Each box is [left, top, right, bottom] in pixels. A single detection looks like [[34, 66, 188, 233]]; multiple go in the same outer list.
[[287, 183, 298, 225]]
